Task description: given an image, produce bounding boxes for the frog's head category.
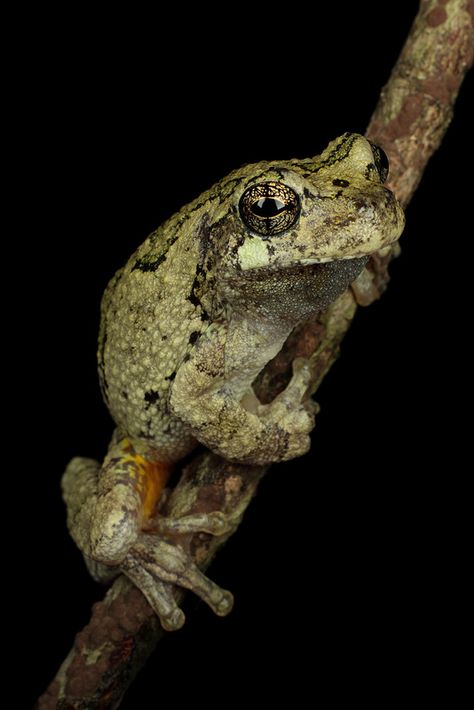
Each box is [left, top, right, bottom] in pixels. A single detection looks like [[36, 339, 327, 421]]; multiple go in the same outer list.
[[210, 133, 404, 319]]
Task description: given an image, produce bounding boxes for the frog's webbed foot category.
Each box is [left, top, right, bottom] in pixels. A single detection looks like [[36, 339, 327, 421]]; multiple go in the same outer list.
[[81, 511, 235, 631], [63, 447, 236, 632], [121, 526, 234, 630]]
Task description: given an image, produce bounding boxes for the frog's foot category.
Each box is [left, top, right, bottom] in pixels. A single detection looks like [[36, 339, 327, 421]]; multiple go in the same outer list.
[[254, 357, 318, 462], [121, 532, 234, 631], [63, 443, 236, 631]]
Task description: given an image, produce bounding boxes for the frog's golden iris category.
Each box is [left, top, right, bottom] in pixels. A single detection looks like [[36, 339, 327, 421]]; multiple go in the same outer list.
[[239, 181, 300, 236]]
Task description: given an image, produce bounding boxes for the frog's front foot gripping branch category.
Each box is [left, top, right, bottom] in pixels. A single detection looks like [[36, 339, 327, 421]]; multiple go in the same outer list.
[[61, 437, 235, 631]]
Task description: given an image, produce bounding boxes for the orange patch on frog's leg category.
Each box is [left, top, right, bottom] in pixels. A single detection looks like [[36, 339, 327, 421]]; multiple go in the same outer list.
[[119, 439, 173, 521], [138, 459, 173, 519]]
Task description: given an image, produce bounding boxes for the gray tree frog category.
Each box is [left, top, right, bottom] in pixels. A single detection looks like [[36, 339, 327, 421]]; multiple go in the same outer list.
[[62, 133, 405, 630]]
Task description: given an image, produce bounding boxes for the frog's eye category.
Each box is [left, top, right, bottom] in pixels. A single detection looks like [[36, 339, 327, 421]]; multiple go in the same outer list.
[[368, 141, 389, 183], [239, 181, 300, 236]]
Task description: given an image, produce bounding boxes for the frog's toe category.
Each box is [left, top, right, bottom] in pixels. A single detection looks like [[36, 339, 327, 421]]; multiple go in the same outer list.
[[213, 588, 234, 616], [145, 509, 238, 537], [122, 533, 233, 629], [121, 557, 186, 631]]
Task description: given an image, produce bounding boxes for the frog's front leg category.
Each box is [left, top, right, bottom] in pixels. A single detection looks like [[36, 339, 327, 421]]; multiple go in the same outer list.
[[62, 434, 234, 630], [170, 318, 316, 465]]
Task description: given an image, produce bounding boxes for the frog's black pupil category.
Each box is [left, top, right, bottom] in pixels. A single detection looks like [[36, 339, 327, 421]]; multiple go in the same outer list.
[[252, 197, 286, 217]]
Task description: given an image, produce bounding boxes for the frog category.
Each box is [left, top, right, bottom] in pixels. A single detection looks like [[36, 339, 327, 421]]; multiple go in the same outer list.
[[62, 132, 405, 630]]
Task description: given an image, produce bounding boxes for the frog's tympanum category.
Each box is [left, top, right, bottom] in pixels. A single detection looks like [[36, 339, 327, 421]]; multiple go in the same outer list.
[[63, 133, 405, 629]]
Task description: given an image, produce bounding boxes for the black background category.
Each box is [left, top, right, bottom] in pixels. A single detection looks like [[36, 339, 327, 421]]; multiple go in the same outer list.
[[10, 4, 470, 707]]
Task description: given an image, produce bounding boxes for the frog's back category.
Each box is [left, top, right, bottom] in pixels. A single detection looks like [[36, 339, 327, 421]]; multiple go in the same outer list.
[[97, 216, 207, 461]]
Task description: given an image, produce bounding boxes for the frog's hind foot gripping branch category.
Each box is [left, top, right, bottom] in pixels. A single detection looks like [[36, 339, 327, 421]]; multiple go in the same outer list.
[[62, 453, 235, 631]]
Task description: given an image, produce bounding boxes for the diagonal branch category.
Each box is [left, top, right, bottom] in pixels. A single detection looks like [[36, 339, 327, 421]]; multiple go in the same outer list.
[[36, 2, 473, 707]]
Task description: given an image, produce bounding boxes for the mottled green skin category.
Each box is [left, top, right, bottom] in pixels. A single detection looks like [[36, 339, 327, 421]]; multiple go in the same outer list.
[[64, 133, 405, 629], [98, 132, 404, 464]]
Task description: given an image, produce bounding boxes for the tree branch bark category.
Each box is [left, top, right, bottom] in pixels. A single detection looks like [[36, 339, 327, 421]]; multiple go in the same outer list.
[[37, 2, 473, 707]]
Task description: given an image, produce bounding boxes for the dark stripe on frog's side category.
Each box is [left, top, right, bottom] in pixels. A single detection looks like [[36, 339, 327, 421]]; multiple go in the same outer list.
[[216, 176, 245, 204], [186, 217, 214, 319], [187, 263, 207, 309], [131, 178, 245, 273], [132, 252, 167, 272]]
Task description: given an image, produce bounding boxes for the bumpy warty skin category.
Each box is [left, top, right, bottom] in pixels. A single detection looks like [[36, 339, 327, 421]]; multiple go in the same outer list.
[[64, 132, 405, 630], [98, 133, 405, 465]]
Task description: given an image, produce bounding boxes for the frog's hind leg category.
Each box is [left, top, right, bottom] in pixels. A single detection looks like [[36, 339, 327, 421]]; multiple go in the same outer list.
[[61, 456, 113, 582], [62, 434, 171, 567], [61, 432, 234, 630]]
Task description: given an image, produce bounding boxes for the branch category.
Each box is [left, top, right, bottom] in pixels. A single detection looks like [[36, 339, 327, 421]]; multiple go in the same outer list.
[[37, 2, 473, 707]]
